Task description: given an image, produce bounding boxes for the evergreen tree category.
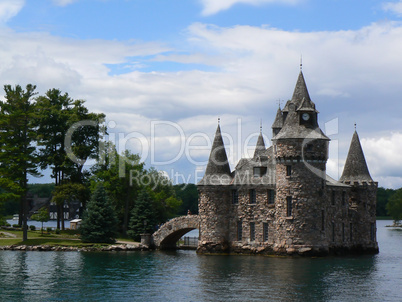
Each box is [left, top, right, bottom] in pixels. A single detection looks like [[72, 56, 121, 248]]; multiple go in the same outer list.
[[80, 183, 118, 243], [128, 188, 157, 241], [0, 84, 40, 241]]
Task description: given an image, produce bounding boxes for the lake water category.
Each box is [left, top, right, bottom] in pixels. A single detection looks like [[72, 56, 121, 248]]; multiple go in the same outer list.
[[0, 220, 401, 301]]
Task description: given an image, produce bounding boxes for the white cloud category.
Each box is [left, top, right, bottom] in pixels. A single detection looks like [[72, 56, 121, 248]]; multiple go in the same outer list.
[[0, 0, 24, 24], [2, 20, 402, 187], [199, 0, 301, 16], [383, 1, 402, 16], [362, 133, 402, 181]]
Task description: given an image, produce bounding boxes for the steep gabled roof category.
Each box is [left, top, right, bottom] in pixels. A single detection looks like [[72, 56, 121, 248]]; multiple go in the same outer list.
[[340, 131, 373, 183], [199, 124, 232, 185]]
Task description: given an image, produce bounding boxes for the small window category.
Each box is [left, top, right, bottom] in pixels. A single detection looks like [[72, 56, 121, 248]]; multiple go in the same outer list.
[[267, 189, 275, 204], [331, 191, 336, 205], [286, 165, 292, 176], [253, 167, 267, 177], [249, 189, 256, 204], [232, 189, 239, 204], [306, 144, 313, 152], [250, 222, 255, 241], [263, 222, 269, 242], [286, 196, 292, 216], [237, 220, 243, 241]]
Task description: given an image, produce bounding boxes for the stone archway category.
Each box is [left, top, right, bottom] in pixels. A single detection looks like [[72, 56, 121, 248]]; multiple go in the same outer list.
[[152, 215, 199, 249]]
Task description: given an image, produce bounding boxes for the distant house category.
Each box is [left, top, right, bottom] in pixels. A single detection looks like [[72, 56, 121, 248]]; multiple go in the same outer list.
[[70, 219, 82, 230]]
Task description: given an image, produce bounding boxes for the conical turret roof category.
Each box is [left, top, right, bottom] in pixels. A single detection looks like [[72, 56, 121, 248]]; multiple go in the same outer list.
[[272, 107, 283, 129], [199, 124, 232, 185], [253, 132, 266, 158], [340, 131, 373, 183], [292, 71, 311, 105]]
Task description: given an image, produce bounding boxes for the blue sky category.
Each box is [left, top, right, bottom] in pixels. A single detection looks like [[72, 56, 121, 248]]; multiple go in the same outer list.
[[1, 0, 402, 188]]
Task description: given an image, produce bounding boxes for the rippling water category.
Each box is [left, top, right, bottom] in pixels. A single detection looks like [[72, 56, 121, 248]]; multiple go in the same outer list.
[[0, 220, 401, 301]]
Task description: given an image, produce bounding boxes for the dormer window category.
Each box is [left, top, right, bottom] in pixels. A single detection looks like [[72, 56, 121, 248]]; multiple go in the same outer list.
[[253, 167, 267, 177]]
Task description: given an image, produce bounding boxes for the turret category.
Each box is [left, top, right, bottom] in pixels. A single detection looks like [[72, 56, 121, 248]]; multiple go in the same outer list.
[[272, 70, 330, 255], [340, 130, 378, 252], [197, 122, 232, 253]]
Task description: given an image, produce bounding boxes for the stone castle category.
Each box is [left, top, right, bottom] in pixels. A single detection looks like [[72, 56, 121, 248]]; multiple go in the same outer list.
[[197, 70, 379, 256]]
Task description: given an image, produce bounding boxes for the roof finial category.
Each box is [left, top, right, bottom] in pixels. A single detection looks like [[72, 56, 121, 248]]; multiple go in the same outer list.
[[260, 119, 262, 133], [218, 117, 220, 125], [300, 55, 303, 71], [276, 99, 283, 109], [354, 122, 357, 131]]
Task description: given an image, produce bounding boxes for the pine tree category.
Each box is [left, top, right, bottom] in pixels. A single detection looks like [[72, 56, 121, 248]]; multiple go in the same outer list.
[[80, 183, 118, 243], [128, 188, 157, 241], [0, 84, 40, 241]]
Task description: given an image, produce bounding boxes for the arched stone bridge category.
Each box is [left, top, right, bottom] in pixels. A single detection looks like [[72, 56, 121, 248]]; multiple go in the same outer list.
[[152, 215, 199, 249]]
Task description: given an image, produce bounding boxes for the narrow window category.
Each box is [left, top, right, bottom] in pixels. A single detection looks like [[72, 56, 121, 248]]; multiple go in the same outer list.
[[332, 222, 335, 242], [249, 189, 256, 204], [232, 189, 239, 204], [350, 223, 353, 241], [321, 210, 325, 231], [370, 223, 375, 241], [342, 191, 346, 206], [286, 196, 292, 217], [342, 223, 345, 242], [267, 189, 275, 204], [286, 165, 292, 176], [237, 220, 243, 241], [331, 191, 336, 205], [263, 222, 269, 242], [250, 222, 255, 241]]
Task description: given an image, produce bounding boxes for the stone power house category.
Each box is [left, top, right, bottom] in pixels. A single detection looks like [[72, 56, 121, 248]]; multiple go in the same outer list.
[[197, 71, 379, 256]]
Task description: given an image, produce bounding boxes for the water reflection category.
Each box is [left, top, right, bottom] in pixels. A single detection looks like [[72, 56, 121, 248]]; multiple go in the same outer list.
[[0, 220, 400, 302], [194, 254, 377, 302]]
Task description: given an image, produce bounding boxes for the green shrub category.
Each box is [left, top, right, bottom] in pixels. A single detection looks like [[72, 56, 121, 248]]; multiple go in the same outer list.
[[46, 227, 52, 233], [13, 224, 19, 228], [55, 228, 60, 234], [29, 225, 36, 231]]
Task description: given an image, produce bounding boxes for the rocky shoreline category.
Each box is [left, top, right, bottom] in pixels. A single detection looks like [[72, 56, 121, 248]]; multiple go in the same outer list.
[[0, 243, 150, 252]]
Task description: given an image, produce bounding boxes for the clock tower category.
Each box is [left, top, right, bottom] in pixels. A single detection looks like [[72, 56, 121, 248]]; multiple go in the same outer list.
[[272, 70, 330, 255]]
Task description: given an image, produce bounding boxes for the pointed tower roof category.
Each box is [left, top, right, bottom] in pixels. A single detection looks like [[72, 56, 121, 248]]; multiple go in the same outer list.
[[199, 124, 232, 185], [253, 132, 266, 158], [292, 71, 311, 105], [272, 107, 284, 129], [340, 131, 373, 183]]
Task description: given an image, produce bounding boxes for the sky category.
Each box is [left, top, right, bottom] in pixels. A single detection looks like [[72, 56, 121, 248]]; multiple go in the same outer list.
[[1, 0, 402, 189]]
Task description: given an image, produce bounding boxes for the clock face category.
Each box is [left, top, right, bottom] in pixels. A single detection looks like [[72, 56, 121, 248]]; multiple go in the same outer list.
[[302, 113, 310, 121]]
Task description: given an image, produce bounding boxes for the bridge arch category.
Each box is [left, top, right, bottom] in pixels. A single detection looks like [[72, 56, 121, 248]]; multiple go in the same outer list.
[[152, 215, 199, 249]]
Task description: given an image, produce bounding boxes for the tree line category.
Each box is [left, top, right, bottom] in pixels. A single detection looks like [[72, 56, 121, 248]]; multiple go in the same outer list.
[[0, 84, 198, 242]]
